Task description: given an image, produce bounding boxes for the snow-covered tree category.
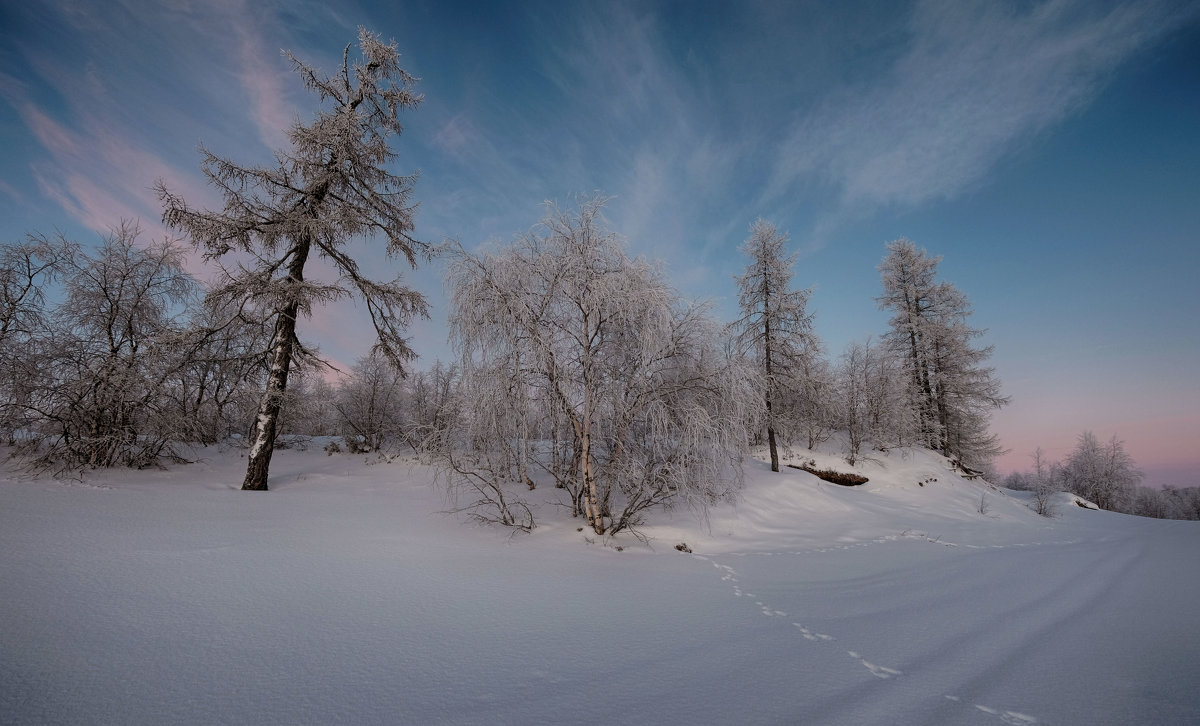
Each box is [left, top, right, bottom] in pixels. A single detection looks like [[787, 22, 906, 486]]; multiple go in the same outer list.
[[838, 340, 871, 465], [786, 355, 838, 451], [0, 235, 75, 349], [280, 372, 339, 438], [1062, 431, 1142, 512], [159, 29, 429, 490], [162, 298, 272, 445], [402, 361, 458, 456], [1028, 446, 1058, 517], [12, 223, 197, 471], [877, 239, 1007, 468], [335, 351, 406, 452], [0, 234, 76, 441], [445, 198, 755, 534], [732, 219, 820, 471]]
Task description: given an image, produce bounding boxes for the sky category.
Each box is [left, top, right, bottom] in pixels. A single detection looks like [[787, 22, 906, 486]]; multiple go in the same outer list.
[[1, 0, 1198, 487]]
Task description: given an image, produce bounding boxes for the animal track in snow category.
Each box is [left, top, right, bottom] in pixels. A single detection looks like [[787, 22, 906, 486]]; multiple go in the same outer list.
[[847, 650, 902, 679], [792, 624, 834, 641], [945, 690, 1040, 724], [696, 548, 1043, 724]]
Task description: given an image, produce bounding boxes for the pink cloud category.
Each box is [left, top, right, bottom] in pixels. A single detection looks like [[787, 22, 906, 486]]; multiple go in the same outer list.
[[23, 102, 183, 227], [0, 178, 30, 208], [433, 114, 480, 158], [219, 0, 300, 150], [16, 98, 228, 282]]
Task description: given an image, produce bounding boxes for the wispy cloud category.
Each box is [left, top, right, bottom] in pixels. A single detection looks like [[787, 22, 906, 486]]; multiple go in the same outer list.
[[15, 101, 191, 237], [526, 3, 749, 295], [766, 0, 1199, 214], [226, 0, 301, 150], [0, 0, 311, 240]]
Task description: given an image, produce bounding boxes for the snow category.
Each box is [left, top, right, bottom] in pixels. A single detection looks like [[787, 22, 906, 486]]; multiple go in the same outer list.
[[2, 442, 1198, 725]]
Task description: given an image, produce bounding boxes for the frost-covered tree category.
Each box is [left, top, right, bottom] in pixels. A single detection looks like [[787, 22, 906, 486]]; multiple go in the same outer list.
[[877, 239, 1007, 468], [402, 361, 458, 456], [732, 219, 820, 471], [0, 235, 75, 349], [838, 340, 872, 465], [1062, 431, 1142, 512], [335, 351, 406, 452], [1028, 446, 1058, 517], [159, 29, 429, 490], [13, 223, 197, 471], [0, 235, 76, 441], [788, 355, 838, 451], [445, 198, 755, 534], [280, 373, 339, 438], [162, 298, 271, 444]]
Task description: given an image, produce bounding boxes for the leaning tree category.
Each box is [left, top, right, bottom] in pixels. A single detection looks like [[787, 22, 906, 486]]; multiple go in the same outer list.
[[159, 28, 429, 490]]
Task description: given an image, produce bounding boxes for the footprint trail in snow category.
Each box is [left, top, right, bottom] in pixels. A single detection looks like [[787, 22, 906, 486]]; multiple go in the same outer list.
[[693, 536, 1047, 724]]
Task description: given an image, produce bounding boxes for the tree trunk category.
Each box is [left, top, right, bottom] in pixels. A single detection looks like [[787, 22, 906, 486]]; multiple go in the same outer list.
[[242, 237, 310, 491], [767, 424, 779, 472], [763, 276, 779, 472], [580, 384, 605, 535]]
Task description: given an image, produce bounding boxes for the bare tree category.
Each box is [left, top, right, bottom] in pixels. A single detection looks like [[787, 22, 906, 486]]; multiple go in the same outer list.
[[838, 340, 871, 465], [280, 372, 339, 438], [788, 355, 838, 451], [732, 219, 820, 471], [159, 29, 429, 490], [402, 361, 458, 456]]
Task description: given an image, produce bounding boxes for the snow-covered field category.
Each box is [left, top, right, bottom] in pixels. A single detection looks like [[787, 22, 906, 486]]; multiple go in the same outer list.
[[2, 443, 1197, 725]]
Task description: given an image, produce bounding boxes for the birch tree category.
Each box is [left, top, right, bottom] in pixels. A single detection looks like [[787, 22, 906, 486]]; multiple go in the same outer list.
[[445, 198, 754, 535], [159, 28, 429, 490], [732, 219, 820, 471]]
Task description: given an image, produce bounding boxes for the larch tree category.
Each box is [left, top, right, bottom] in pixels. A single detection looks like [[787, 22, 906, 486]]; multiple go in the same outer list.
[[158, 29, 429, 491], [732, 219, 819, 472], [877, 239, 1007, 469]]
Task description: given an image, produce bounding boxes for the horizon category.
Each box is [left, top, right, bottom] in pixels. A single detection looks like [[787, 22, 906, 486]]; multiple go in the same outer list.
[[2, 0, 1197, 487]]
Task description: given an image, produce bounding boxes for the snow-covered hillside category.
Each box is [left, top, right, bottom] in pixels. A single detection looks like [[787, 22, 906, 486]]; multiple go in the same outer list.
[[2, 444, 1197, 725]]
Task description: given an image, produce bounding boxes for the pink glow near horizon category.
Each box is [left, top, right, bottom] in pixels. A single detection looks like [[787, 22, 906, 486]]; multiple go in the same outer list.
[[993, 406, 1199, 486]]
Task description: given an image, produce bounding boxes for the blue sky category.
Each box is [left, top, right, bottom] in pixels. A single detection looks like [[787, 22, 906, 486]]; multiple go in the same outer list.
[[2, 0, 1198, 486]]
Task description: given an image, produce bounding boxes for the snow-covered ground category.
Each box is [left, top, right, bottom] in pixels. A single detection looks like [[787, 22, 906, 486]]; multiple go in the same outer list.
[[2, 442, 1197, 725]]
